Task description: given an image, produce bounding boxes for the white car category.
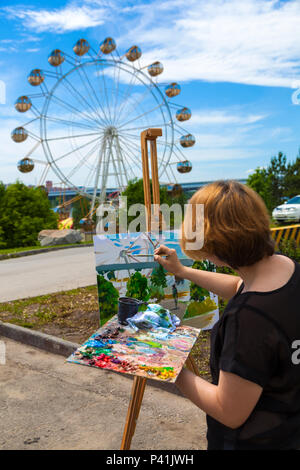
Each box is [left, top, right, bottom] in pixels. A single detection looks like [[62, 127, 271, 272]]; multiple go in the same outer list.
[[272, 195, 300, 223]]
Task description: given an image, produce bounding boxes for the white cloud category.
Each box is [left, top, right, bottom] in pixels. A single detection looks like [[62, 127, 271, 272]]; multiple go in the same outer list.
[[269, 127, 293, 140], [3, 0, 300, 87], [116, 0, 300, 88], [177, 145, 264, 165], [246, 165, 267, 174], [1, 0, 299, 184], [0, 46, 17, 53], [25, 48, 40, 53], [2, 4, 107, 33], [189, 110, 267, 126]]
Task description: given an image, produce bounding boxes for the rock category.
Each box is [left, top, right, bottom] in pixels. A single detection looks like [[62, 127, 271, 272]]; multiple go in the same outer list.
[[38, 229, 83, 247]]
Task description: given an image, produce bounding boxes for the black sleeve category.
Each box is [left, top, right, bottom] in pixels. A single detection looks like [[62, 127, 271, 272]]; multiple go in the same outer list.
[[219, 308, 279, 388]]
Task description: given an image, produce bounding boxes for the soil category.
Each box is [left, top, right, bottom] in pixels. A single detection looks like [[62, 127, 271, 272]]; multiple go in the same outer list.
[[0, 285, 212, 381]]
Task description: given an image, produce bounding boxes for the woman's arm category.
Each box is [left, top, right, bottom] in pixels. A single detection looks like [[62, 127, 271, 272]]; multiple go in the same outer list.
[[154, 245, 242, 300], [180, 266, 242, 300], [176, 368, 262, 429]]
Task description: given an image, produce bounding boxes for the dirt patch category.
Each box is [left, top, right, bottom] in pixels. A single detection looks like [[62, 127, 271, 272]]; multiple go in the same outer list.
[[0, 286, 212, 381]]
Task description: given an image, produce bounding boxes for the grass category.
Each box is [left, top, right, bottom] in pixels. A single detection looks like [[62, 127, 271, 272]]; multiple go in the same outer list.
[[0, 240, 92, 255], [0, 293, 56, 328], [0, 284, 213, 381], [191, 330, 211, 380], [0, 286, 99, 335]]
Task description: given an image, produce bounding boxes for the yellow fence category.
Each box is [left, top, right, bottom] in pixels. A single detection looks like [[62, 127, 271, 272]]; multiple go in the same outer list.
[[271, 224, 300, 248]]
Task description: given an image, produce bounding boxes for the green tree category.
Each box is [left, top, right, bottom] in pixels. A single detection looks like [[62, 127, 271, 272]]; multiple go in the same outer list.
[[122, 178, 170, 207], [246, 166, 271, 209], [0, 181, 58, 248], [121, 178, 187, 230], [267, 152, 288, 208], [126, 271, 150, 301], [71, 195, 91, 229], [150, 264, 167, 289], [169, 189, 189, 212], [247, 152, 287, 211], [246, 151, 300, 213], [285, 153, 300, 199], [0, 225, 5, 248], [149, 264, 167, 301]]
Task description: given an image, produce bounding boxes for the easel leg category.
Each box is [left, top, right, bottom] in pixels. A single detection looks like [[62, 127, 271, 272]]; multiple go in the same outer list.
[[121, 376, 147, 450], [186, 354, 201, 377]]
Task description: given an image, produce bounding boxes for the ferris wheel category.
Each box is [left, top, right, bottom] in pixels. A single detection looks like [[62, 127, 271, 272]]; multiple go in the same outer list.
[[12, 38, 195, 215]]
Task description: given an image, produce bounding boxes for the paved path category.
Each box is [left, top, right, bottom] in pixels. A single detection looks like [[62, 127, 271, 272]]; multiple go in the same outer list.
[[0, 247, 96, 302], [0, 337, 207, 450]]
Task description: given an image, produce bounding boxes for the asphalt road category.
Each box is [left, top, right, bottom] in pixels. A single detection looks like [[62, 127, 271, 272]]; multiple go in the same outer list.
[[0, 337, 207, 450], [0, 247, 97, 302]]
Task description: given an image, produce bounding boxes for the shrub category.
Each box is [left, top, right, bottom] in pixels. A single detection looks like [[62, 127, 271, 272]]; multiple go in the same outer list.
[[0, 181, 58, 248], [278, 239, 300, 262]]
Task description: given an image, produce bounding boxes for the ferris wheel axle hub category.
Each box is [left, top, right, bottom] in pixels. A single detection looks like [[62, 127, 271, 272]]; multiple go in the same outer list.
[[104, 126, 118, 137]]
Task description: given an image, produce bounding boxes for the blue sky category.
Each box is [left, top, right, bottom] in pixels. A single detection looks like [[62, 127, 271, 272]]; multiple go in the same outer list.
[[0, 0, 300, 188]]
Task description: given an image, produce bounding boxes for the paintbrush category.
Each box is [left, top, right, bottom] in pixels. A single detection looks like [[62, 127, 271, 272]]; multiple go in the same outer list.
[[134, 254, 168, 258], [134, 254, 153, 257]]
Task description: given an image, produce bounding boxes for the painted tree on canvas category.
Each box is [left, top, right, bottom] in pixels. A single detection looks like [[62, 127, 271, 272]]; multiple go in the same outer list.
[[149, 264, 167, 302], [97, 274, 119, 325], [126, 271, 150, 301], [190, 261, 211, 301]]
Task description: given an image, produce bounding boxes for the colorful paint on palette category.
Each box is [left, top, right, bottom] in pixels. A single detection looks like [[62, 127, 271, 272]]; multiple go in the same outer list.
[[67, 315, 200, 383]]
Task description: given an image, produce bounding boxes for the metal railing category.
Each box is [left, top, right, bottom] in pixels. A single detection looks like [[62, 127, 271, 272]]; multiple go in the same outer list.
[[271, 224, 300, 248]]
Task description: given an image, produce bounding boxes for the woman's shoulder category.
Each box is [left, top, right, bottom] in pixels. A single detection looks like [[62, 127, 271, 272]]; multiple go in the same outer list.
[[237, 255, 299, 297], [223, 268, 300, 345]]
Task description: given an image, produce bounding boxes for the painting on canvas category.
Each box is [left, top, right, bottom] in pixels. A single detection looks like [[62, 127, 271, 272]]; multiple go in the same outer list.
[[93, 231, 219, 330]]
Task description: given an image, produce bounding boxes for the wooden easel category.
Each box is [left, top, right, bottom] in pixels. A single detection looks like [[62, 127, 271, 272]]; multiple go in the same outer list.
[[120, 128, 200, 450]]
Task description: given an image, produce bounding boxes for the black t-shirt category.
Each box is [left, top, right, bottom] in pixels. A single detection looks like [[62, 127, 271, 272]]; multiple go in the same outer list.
[[207, 257, 300, 450]]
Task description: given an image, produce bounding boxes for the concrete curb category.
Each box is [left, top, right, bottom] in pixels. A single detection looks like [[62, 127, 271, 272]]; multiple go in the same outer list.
[[0, 320, 79, 357], [0, 243, 93, 261], [0, 320, 181, 395]]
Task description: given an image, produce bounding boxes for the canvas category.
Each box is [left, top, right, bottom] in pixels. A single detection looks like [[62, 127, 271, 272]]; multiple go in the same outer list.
[[94, 231, 219, 330]]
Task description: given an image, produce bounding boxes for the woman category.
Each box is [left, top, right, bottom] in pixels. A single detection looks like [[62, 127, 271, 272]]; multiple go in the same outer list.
[[154, 180, 300, 450]]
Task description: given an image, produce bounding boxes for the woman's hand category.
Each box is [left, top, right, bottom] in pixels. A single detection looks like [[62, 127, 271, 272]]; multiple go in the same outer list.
[[154, 244, 186, 278]]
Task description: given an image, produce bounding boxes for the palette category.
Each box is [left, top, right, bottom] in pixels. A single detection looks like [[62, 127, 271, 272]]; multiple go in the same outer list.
[[67, 315, 200, 383]]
